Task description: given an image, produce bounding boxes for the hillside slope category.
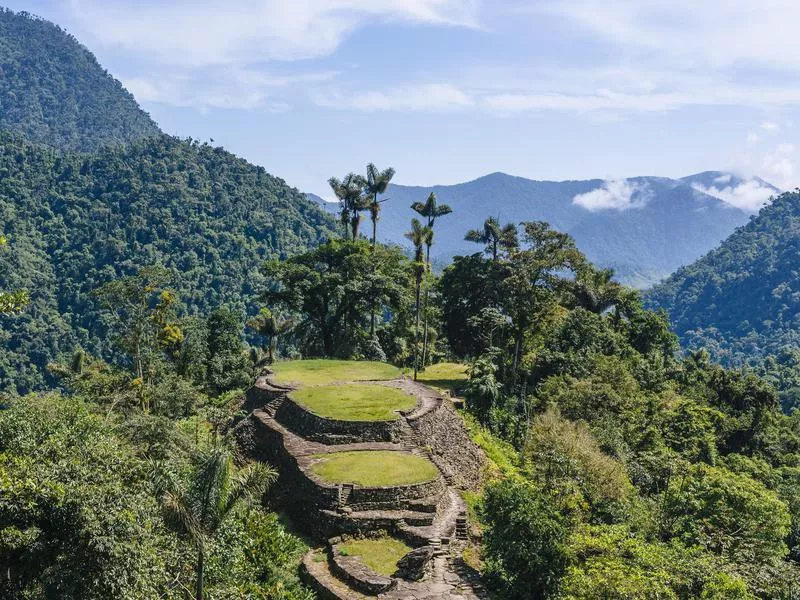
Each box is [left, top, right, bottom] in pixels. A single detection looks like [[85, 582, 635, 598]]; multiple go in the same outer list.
[[0, 8, 160, 151], [318, 171, 764, 287], [645, 191, 800, 364], [0, 134, 336, 393]]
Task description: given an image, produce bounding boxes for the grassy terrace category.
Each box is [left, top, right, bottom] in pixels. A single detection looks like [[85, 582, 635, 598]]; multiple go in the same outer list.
[[271, 359, 401, 387], [412, 362, 469, 395], [339, 536, 412, 576], [291, 384, 417, 421], [310, 450, 440, 486]]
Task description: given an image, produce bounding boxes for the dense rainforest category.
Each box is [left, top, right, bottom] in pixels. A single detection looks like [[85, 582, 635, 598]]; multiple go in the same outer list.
[[0, 133, 336, 393], [646, 191, 800, 410], [0, 8, 161, 151]]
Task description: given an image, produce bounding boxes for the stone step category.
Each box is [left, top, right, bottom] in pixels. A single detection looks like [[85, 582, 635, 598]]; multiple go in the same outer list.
[[321, 507, 437, 529]]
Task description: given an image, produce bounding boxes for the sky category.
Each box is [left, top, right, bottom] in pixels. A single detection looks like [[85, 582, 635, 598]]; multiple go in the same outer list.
[[8, 0, 800, 209]]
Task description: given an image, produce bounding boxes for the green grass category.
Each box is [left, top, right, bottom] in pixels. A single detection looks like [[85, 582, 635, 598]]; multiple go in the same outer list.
[[291, 384, 417, 421], [310, 450, 440, 486], [271, 359, 401, 387], [461, 412, 521, 479], [338, 536, 412, 576], [411, 362, 469, 395]]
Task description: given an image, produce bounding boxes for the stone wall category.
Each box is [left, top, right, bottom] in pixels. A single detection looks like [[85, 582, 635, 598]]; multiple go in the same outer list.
[[408, 399, 485, 490], [276, 396, 411, 444]]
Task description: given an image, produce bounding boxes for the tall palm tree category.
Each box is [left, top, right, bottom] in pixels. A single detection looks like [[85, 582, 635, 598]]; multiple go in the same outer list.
[[411, 192, 453, 367], [465, 217, 518, 261], [246, 307, 296, 364], [328, 173, 366, 240], [366, 163, 395, 248], [405, 218, 432, 381], [153, 446, 275, 600]]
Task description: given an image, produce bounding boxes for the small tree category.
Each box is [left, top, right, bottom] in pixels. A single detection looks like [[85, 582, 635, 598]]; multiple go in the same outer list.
[[247, 307, 296, 364], [153, 445, 276, 600]]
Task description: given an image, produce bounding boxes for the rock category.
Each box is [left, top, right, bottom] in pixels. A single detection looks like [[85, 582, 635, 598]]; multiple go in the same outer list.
[[394, 546, 435, 581]]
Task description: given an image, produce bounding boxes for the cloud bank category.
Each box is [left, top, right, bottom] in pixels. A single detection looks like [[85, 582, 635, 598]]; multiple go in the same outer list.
[[691, 180, 777, 212], [573, 180, 650, 211]]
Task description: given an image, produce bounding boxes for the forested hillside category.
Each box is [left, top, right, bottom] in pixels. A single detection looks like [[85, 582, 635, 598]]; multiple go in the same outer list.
[[646, 191, 800, 361], [0, 8, 160, 151], [0, 133, 336, 393]]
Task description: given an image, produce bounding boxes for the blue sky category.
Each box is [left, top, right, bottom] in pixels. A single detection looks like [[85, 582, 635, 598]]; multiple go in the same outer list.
[[8, 1, 800, 208]]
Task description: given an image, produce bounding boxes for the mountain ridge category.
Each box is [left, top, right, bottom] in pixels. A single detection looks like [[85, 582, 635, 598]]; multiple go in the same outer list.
[[311, 170, 776, 287]]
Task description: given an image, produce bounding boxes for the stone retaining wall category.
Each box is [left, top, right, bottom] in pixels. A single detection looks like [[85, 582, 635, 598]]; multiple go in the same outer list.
[[276, 396, 411, 444], [408, 398, 485, 490]]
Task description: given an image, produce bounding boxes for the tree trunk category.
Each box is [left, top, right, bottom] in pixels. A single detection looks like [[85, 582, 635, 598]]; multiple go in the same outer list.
[[370, 214, 378, 336], [195, 548, 204, 600], [421, 243, 432, 369], [412, 273, 421, 381], [372, 215, 377, 249]]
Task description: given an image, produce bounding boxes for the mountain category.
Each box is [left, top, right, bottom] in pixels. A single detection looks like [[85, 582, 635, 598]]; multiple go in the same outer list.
[[0, 134, 336, 393], [318, 171, 773, 287], [645, 190, 800, 367], [0, 8, 160, 151]]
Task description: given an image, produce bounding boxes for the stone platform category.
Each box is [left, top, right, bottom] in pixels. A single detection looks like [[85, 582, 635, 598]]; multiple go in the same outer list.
[[237, 365, 487, 599]]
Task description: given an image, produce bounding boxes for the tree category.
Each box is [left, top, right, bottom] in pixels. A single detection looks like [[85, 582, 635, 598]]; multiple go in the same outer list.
[[154, 445, 276, 600], [93, 266, 182, 388], [0, 232, 29, 314], [365, 163, 395, 248], [571, 266, 626, 314], [465, 217, 518, 261], [405, 218, 431, 380], [483, 478, 569, 599], [411, 192, 453, 368], [262, 239, 412, 360], [205, 308, 251, 396], [365, 163, 396, 335], [247, 307, 296, 365], [328, 173, 366, 240]]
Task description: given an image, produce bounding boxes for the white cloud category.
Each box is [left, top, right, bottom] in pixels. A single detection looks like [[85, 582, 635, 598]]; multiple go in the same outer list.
[[714, 174, 732, 184], [761, 121, 780, 132], [125, 68, 337, 110], [747, 132, 760, 144], [572, 179, 650, 211], [315, 83, 474, 111], [69, 0, 480, 66], [530, 1, 800, 71], [762, 143, 796, 187], [692, 180, 776, 212]]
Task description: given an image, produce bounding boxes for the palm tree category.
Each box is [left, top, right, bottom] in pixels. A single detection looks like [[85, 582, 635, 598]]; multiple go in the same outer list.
[[366, 163, 395, 248], [464, 217, 518, 261], [405, 218, 432, 381], [411, 192, 453, 368], [246, 307, 296, 364], [328, 173, 366, 240], [572, 267, 625, 314], [153, 446, 275, 600]]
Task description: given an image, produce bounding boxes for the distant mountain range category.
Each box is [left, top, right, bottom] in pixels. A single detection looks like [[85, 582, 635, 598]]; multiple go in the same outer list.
[[311, 171, 780, 287]]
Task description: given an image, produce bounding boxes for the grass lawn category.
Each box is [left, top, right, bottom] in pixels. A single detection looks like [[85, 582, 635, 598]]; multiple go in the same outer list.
[[271, 359, 401, 387], [339, 536, 412, 576], [413, 362, 469, 395], [291, 384, 417, 421], [310, 450, 440, 486]]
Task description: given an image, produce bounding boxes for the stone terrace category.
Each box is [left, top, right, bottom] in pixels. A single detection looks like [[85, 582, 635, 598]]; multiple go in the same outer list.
[[237, 361, 487, 599]]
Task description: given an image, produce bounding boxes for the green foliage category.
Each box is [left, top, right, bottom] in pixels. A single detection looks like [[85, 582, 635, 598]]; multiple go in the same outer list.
[[483, 478, 569, 599], [646, 191, 800, 390], [0, 9, 160, 151], [263, 239, 411, 360], [205, 308, 251, 396], [0, 133, 335, 393], [661, 463, 791, 564]]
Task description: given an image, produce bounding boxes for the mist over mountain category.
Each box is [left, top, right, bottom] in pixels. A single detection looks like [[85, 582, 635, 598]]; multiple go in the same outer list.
[[313, 171, 776, 287]]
